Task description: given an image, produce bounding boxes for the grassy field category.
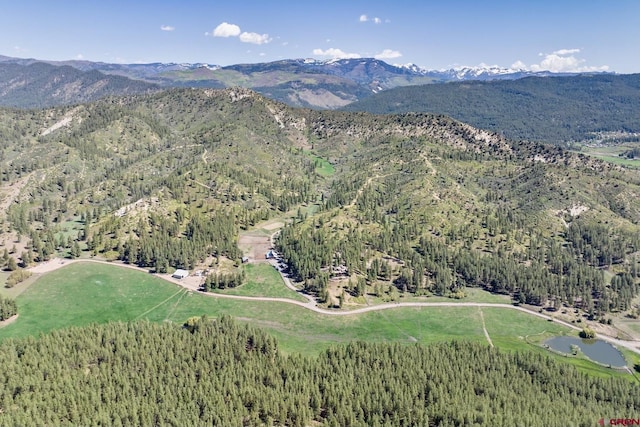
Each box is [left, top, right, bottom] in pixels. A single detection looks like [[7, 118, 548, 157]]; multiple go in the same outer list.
[[0, 263, 183, 339], [0, 262, 635, 379], [211, 263, 308, 302], [304, 151, 335, 177], [573, 143, 640, 169], [362, 286, 512, 305]]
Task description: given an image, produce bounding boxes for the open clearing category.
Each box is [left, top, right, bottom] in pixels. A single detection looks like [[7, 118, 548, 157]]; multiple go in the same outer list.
[[211, 263, 308, 302], [237, 233, 272, 263], [0, 261, 636, 379], [572, 143, 640, 169]]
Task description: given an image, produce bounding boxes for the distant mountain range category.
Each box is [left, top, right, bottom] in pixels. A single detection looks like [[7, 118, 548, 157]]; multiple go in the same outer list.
[[342, 73, 640, 144], [0, 54, 592, 109], [0, 59, 159, 108], [2, 54, 637, 144]]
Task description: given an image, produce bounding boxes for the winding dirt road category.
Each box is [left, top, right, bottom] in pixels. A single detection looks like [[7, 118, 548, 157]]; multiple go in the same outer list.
[[27, 258, 640, 357]]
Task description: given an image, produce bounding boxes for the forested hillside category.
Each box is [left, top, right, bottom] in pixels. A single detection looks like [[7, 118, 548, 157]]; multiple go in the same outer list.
[[0, 62, 159, 108], [0, 88, 639, 316], [276, 110, 640, 315], [342, 73, 640, 144], [0, 316, 637, 426]]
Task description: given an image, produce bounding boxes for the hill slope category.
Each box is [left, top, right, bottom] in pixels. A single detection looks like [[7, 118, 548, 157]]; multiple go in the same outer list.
[[0, 62, 160, 108], [342, 73, 640, 144], [0, 88, 638, 316], [1, 54, 594, 110]]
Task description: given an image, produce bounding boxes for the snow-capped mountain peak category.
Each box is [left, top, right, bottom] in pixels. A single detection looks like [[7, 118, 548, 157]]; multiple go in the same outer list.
[[396, 62, 565, 81]]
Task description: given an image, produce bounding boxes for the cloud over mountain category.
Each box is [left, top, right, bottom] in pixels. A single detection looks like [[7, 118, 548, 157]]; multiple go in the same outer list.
[[211, 22, 271, 45], [375, 49, 402, 60], [512, 48, 609, 73], [312, 48, 361, 59], [239, 32, 271, 45]]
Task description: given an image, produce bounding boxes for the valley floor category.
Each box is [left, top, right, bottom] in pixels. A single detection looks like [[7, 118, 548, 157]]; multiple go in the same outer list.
[[18, 256, 640, 358]]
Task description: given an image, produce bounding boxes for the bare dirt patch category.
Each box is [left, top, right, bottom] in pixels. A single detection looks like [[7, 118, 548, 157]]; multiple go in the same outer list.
[[0, 314, 18, 329], [0, 232, 30, 268], [0, 174, 32, 216], [590, 321, 628, 340], [238, 234, 272, 263], [29, 259, 74, 274], [0, 175, 33, 267], [325, 278, 356, 308], [40, 107, 81, 136], [262, 221, 284, 231], [114, 197, 160, 217]]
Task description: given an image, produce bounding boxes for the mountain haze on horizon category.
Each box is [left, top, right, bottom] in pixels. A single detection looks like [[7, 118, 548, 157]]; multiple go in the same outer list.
[[1, 54, 638, 146], [0, 54, 623, 107]]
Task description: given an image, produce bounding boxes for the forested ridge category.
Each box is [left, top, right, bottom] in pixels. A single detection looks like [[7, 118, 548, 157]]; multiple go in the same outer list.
[[341, 73, 640, 144], [0, 87, 639, 317], [0, 62, 159, 108], [0, 317, 637, 426], [276, 112, 640, 316]]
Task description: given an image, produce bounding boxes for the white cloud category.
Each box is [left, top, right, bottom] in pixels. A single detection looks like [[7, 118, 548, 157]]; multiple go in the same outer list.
[[514, 49, 609, 73], [530, 53, 583, 72], [239, 32, 271, 45], [511, 60, 527, 70], [75, 54, 84, 60], [359, 14, 383, 24], [553, 48, 580, 55], [374, 49, 402, 60], [211, 22, 271, 45], [312, 48, 361, 59], [213, 22, 241, 38], [160, 25, 175, 32]]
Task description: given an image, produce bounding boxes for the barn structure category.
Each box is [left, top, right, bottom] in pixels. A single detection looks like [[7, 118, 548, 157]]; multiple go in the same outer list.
[[172, 269, 189, 279]]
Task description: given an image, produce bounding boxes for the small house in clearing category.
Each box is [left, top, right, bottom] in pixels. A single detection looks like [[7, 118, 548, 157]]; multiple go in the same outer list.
[[172, 269, 189, 279]]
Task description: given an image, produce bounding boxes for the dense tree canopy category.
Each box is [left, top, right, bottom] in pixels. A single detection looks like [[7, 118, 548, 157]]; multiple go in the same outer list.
[[0, 295, 17, 321], [342, 73, 640, 144], [0, 317, 637, 426]]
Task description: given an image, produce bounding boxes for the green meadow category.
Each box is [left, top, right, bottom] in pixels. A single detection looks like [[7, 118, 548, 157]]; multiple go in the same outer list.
[[211, 262, 308, 302], [0, 262, 633, 379], [573, 143, 640, 169], [304, 151, 336, 177]]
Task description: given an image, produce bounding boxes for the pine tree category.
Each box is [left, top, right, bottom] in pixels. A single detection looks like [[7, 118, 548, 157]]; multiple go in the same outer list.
[[6, 257, 17, 271]]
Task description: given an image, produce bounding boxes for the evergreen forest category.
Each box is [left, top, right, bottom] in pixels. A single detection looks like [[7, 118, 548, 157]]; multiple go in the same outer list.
[[0, 88, 639, 318], [0, 79, 639, 427], [0, 316, 638, 426], [342, 73, 640, 144]]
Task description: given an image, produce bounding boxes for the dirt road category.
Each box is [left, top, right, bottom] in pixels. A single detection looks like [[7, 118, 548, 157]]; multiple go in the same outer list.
[[27, 258, 640, 357]]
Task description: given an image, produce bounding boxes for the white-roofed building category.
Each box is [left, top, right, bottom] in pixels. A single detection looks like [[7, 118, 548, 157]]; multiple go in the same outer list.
[[172, 269, 189, 279]]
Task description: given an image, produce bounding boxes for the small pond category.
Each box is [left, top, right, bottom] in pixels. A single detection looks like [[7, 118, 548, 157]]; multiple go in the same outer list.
[[544, 336, 626, 367]]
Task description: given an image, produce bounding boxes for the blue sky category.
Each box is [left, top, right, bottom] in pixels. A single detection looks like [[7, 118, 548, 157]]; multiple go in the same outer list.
[[1, 0, 638, 73]]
